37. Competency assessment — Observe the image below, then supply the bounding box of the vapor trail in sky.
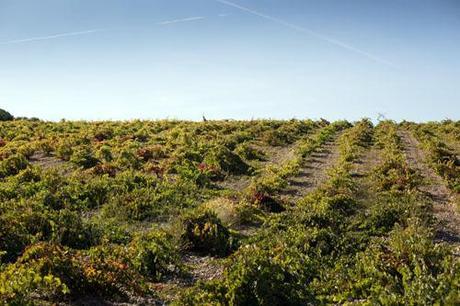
[214,0,396,68]
[1,15,206,46]
[0,29,105,45]
[157,16,205,25]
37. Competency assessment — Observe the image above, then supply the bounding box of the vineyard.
[0,117,459,305]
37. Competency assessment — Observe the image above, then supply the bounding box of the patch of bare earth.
[152,254,225,304]
[181,254,225,283]
[280,137,341,204]
[29,151,71,173]
[398,130,460,253]
[259,142,297,166]
[353,147,380,177]
[217,175,252,192]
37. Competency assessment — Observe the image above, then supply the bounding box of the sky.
[0,0,459,122]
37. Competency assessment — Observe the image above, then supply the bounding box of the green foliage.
[224,244,316,305]
[55,141,74,161]
[0,118,459,304]
[97,145,113,162]
[137,144,166,161]
[0,153,29,178]
[103,188,158,221]
[372,154,422,192]
[249,166,288,195]
[0,263,69,305]
[0,213,32,263]
[0,242,146,303]
[203,144,250,176]
[338,119,374,162]
[175,160,212,187]
[339,221,460,304]
[116,148,142,169]
[261,129,291,146]
[70,146,100,168]
[129,229,181,281]
[0,109,14,121]
[358,193,430,236]
[180,210,235,256]
[51,209,100,249]
[415,129,460,192]
[102,178,201,221]
[234,142,266,161]
[372,122,422,193]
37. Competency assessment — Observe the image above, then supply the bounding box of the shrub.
[175,160,211,187]
[203,145,250,176]
[0,109,14,121]
[55,141,74,161]
[70,146,100,169]
[91,162,117,177]
[0,214,31,263]
[5,242,145,301]
[96,145,113,162]
[249,167,288,195]
[129,229,181,281]
[249,191,285,213]
[224,245,317,305]
[7,243,83,300]
[0,153,29,178]
[261,128,294,146]
[93,128,113,142]
[358,193,430,236]
[372,155,422,192]
[103,188,157,221]
[137,145,166,162]
[180,210,235,256]
[234,143,266,161]
[234,202,265,226]
[81,246,146,298]
[116,149,141,169]
[51,209,100,249]
[90,217,132,244]
[424,140,460,190]
[0,263,68,305]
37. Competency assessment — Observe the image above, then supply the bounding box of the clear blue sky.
[0,0,459,121]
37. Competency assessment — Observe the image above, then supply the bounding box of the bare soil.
[398,130,460,252]
[181,254,225,283]
[29,151,71,172]
[152,254,225,304]
[216,174,252,192]
[353,145,381,177]
[259,143,296,166]
[280,138,341,204]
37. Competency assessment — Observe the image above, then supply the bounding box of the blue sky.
[0,0,459,121]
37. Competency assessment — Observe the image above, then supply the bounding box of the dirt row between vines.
[280,136,342,204]
[398,130,460,253]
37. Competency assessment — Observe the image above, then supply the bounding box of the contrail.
[0,16,206,46]
[0,29,106,45]
[214,0,396,68]
[157,16,205,25]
